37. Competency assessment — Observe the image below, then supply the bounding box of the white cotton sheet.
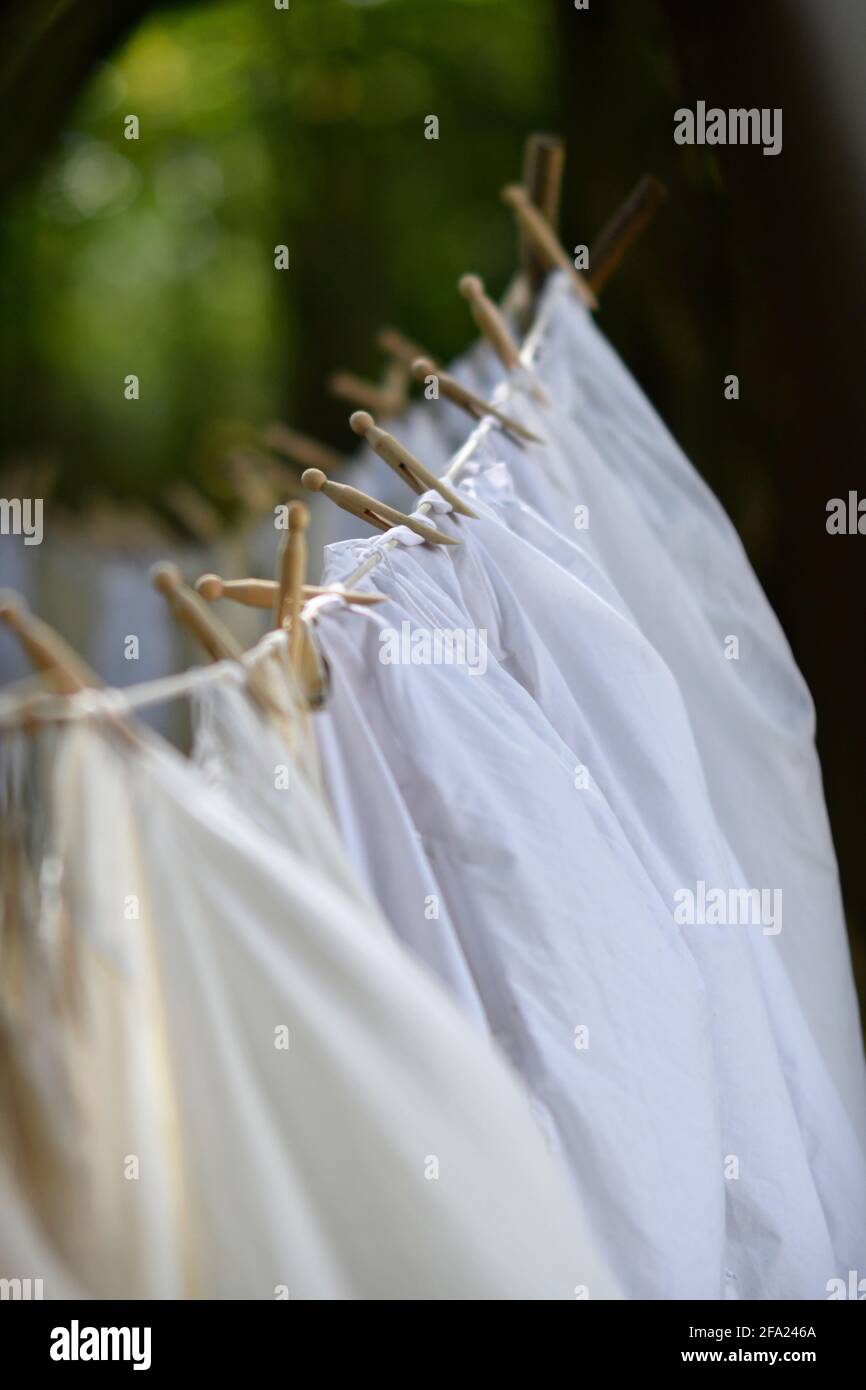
[493,277,866,1167]
[196,638,489,1028]
[313,574,727,1299]
[191,644,381,920]
[2,714,616,1299]
[398,467,866,1297]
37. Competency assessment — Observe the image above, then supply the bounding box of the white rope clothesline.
[0,628,296,730]
[0,275,571,730]
[0,661,232,729]
[328,274,567,593]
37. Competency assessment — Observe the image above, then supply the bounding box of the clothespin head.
[410,357,545,447]
[151,562,182,597]
[502,184,597,310]
[348,411,477,518]
[195,574,224,602]
[458,274,522,372]
[458,275,478,299]
[302,468,458,545]
[348,409,379,442]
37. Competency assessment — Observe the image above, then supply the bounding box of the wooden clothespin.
[273,501,332,701]
[151,563,247,665]
[261,423,347,475]
[348,410,477,517]
[588,174,667,294]
[381,359,410,414]
[196,575,274,608]
[194,570,376,712]
[152,562,285,720]
[377,327,436,369]
[0,591,144,745]
[409,357,544,445]
[457,274,522,372]
[228,450,304,517]
[0,590,100,695]
[328,368,406,420]
[502,184,598,310]
[163,482,225,544]
[274,501,309,681]
[301,468,458,545]
[195,575,386,609]
[521,133,566,304]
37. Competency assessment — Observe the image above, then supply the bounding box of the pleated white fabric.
[191,641,378,916]
[377,469,866,1297]
[497,275,866,1161]
[313,572,726,1299]
[1,710,616,1299]
[191,638,488,1028]
[3,270,861,1306]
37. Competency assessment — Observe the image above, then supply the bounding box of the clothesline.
[3,235,864,1301]
[327,275,569,594]
[0,629,294,729]
[0,662,229,729]
[0,278,570,731]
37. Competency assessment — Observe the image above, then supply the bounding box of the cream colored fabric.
[1,712,617,1300]
[0,725,186,1298]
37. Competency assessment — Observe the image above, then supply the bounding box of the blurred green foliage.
[0,0,559,508]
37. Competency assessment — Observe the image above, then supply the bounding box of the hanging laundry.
[2,148,862,1309]
[1,706,614,1299]
[312,570,726,1299]
[0,723,190,1299]
[494,274,866,1162]
[369,463,866,1297]
[190,633,487,1026]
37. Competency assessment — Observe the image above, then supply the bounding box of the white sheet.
[405,470,866,1297]
[313,569,726,1299]
[496,279,866,1165]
